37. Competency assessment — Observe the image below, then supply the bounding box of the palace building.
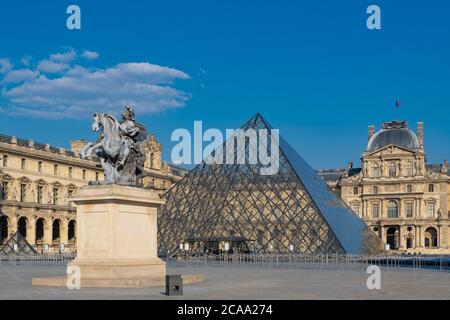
[319,121,450,254]
[0,132,186,253]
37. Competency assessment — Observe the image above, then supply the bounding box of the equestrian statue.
[80,106,147,185]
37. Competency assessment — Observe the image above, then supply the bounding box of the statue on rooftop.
[80,106,147,185]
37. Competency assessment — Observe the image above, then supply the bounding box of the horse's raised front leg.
[80,142,102,159]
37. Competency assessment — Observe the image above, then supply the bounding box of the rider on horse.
[118,106,140,168]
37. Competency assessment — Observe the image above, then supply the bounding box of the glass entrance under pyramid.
[158,114,385,255]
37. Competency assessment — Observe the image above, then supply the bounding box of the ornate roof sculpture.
[158,114,385,255]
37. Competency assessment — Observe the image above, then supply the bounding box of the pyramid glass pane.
[158,114,385,255]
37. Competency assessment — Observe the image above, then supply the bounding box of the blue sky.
[0,0,449,169]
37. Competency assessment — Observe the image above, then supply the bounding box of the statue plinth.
[32,184,204,288]
[68,185,166,283]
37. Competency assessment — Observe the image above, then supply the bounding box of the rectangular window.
[37,186,43,204]
[95,172,99,181]
[54,164,58,175]
[406,203,414,218]
[2,155,7,167]
[1,181,8,200]
[69,167,73,178]
[406,165,414,177]
[53,188,59,205]
[38,161,43,173]
[351,204,360,215]
[21,158,26,170]
[427,202,435,217]
[20,184,26,202]
[82,170,86,180]
[372,203,379,218]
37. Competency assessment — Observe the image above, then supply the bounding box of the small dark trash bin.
[166,275,183,296]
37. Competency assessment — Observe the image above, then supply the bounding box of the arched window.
[386,227,399,250]
[387,201,399,218]
[425,227,438,247]
[406,162,414,177]
[389,162,397,177]
[35,218,45,243]
[428,184,434,192]
[353,187,359,195]
[0,215,9,245]
[18,217,27,238]
[372,163,380,178]
[68,220,76,244]
[373,186,378,194]
[52,219,61,243]
[407,184,413,193]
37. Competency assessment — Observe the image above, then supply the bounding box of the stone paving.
[0,263,449,300]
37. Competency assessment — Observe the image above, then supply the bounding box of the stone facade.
[0,133,186,253]
[319,121,450,254]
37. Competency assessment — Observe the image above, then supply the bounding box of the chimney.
[417,122,424,149]
[368,125,375,141]
[71,140,87,156]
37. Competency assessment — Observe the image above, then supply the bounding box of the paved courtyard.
[0,264,449,300]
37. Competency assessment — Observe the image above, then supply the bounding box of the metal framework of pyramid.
[158,114,385,255]
[0,231,37,255]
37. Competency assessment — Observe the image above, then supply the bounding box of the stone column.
[26,215,36,245]
[418,225,422,247]
[9,213,18,236]
[399,226,405,250]
[43,217,53,248]
[60,218,69,249]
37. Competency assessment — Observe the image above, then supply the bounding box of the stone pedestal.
[32,184,203,288]
[68,184,166,283]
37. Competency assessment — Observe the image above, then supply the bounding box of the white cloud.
[37,60,70,73]
[49,49,77,62]
[82,50,99,60]
[20,55,32,67]
[1,52,191,119]
[0,58,12,73]
[2,69,39,83]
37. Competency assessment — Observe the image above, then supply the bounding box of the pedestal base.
[32,274,204,288]
[68,258,166,279]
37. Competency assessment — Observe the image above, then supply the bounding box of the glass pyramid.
[158,114,385,255]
